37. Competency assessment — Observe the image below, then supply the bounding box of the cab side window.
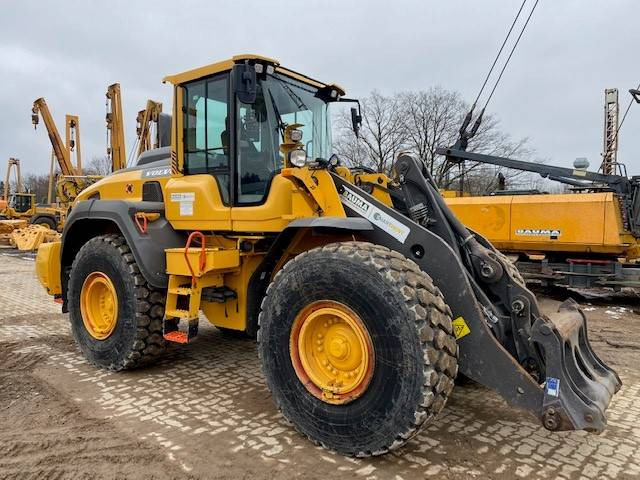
[183,75,230,203]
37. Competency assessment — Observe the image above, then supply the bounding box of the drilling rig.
[443,88,640,291]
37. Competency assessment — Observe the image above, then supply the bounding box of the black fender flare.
[244,216,373,336]
[61,199,186,290]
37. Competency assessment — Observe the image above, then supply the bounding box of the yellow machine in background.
[446,191,640,288]
[35,55,619,457]
[441,89,640,291]
[135,99,163,157]
[32,98,101,209]
[0,157,62,230]
[106,83,127,172]
[1,157,32,219]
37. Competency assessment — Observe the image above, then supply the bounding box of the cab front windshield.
[235,72,332,202]
[264,73,332,161]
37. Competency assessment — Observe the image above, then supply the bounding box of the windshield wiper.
[267,90,286,140]
[281,81,308,111]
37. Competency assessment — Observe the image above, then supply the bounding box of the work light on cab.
[289,148,307,167]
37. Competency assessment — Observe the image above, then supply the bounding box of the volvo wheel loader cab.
[36,55,620,457]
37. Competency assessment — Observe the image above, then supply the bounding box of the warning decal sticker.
[452,316,471,340]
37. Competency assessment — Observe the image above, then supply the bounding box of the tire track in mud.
[0,318,191,480]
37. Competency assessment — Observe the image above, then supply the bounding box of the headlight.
[289,149,307,167]
[290,129,303,142]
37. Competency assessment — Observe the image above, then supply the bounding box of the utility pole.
[600,88,619,175]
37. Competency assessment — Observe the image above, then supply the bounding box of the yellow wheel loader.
[35,55,620,457]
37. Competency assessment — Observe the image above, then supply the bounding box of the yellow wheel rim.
[290,301,374,405]
[80,272,118,340]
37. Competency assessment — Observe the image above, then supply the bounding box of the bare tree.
[334,91,406,173]
[84,156,112,176]
[22,173,52,204]
[398,87,534,193]
[334,87,537,195]
[398,87,462,178]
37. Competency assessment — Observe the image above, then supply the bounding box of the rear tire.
[258,241,458,456]
[32,216,56,230]
[67,234,166,370]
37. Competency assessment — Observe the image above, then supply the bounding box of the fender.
[244,216,374,336]
[61,199,186,289]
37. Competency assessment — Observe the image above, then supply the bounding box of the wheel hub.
[290,301,374,404]
[80,272,118,340]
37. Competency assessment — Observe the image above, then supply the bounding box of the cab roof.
[163,54,345,96]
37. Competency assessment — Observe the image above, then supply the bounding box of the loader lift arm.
[337,153,621,433]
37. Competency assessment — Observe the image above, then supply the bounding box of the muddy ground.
[1,252,639,479]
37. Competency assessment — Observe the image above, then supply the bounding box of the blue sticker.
[546,377,560,397]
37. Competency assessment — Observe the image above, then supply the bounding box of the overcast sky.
[1,0,638,177]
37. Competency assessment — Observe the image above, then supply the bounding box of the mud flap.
[532,299,622,432]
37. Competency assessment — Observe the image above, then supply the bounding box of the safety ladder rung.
[165,309,195,320]
[168,287,195,296]
[163,331,190,344]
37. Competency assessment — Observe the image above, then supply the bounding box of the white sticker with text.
[340,186,410,243]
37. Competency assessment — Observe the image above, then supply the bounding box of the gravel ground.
[1,252,639,479]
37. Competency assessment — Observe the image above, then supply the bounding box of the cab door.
[165,73,233,231]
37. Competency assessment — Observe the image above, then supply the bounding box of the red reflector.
[54,298,63,304]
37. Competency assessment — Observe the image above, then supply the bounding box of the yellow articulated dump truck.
[35,55,619,456]
[440,147,640,291]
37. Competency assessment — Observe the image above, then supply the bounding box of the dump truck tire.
[258,241,458,457]
[67,234,166,370]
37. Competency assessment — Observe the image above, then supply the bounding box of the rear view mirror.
[351,107,362,138]
[234,63,257,104]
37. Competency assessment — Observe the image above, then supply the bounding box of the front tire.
[67,234,166,370]
[258,242,458,456]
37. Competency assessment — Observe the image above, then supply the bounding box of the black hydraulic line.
[612,83,640,146]
[451,1,539,152]
[482,0,540,111]
[472,0,528,109]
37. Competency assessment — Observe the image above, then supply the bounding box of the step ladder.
[163,275,239,344]
[163,231,240,344]
[163,275,202,344]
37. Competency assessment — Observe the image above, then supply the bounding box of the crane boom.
[136,99,163,158]
[106,83,126,171]
[65,114,82,174]
[31,98,78,176]
[601,88,619,176]
[3,157,22,200]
